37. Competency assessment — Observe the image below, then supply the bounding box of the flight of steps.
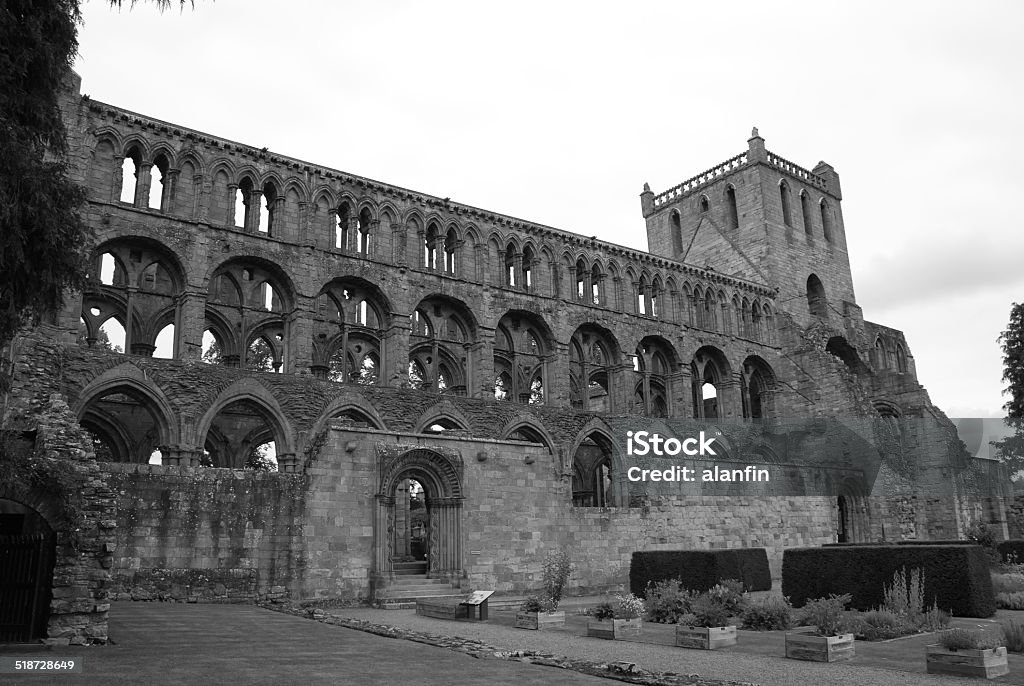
[375,561,461,609]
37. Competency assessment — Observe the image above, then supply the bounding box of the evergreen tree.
[993,303,1024,475]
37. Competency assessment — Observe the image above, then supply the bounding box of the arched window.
[691,347,728,420]
[874,337,887,369]
[741,356,774,420]
[726,185,739,230]
[699,195,709,213]
[779,180,792,227]
[569,325,618,412]
[260,182,278,235]
[820,199,834,242]
[504,244,517,287]
[408,296,474,395]
[424,222,440,269]
[336,202,351,250]
[807,274,827,317]
[636,276,648,315]
[235,177,254,229]
[444,229,458,274]
[120,147,141,204]
[572,433,616,507]
[357,208,372,255]
[800,190,813,237]
[575,258,587,300]
[149,154,169,210]
[493,312,549,405]
[634,337,675,417]
[590,264,602,304]
[671,210,683,253]
[896,343,908,373]
[522,246,535,291]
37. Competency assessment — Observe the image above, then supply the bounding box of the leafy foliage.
[939,627,1004,651]
[798,594,851,637]
[644,579,697,623]
[740,595,794,631]
[540,550,573,611]
[0,0,93,349]
[994,303,1024,474]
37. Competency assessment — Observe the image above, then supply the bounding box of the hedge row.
[782,545,995,618]
[629,549,771,597]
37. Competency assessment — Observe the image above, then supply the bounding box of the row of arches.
[89,137,775,342]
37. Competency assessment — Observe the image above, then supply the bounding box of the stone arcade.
[0,75,1010,643]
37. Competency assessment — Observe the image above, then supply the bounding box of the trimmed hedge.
[998,540,1024,562]
[630,548,771,597]
[782,545,995,618]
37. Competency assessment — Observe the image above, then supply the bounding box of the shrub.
[1002,619,1024,653]
[520,596,544,613]
[965,521,999,564]
[996,591,1024,610]
[851,609,913,641]
[882,567,925,618]
[938,628,1004,651]
[740,595,793,631]
[917,601,951,632]
[688,593,732,628]
[707,580,748,615]
[992,572,1024,595]
[798,594,851,637]
[542,550,573,611]
[782,545,995,617]
[630,549,771,597]
[644,579,696,624]
[615,592,645,619]
[590,601,615,620]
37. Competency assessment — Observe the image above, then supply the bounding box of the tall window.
[725,185,739,230]
[779,180,792,227]
[820,200,833,242]
[800,190,813,237]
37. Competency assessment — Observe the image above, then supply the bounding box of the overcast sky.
[73,0,1024,418]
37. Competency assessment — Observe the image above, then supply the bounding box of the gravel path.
[326,606,998,686]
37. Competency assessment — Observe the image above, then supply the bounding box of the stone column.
[391,222,405,266]
[374,495,396,584]
[246,189,262,233]
[383,319,411,388]
[175,290,206,362]
[135,162,152,208]
[276,453,299,473]
[227,183,239,227]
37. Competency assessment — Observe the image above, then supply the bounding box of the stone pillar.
[246,189,262,233]
[383,319,411,388]
[276,453,299,473]
[227,184,239,227]
[134,162,152,208]
[668,368,689,419]
[176,290,206,362]
[286,296,314,374]
[391,222,405,266]
[429,497,463,584]
[374,495,396,584]
[163,168,180,213]
[328,208,339,250]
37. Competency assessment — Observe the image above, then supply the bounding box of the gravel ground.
[326,606,993,686]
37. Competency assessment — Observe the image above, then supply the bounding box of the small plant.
[965,520,1000,564]
[644,578,696,623]
[688,593,731,627]
[850,609,911,641]
[882,567,926,618]
[1001,619,1024,653]
[590,601,615,621]
[541,550,573,611]
[706,580,748,615]
[916,601,951,632]
[615,592,645,619]
[799,594,852,637]
[520,596,544,613]
[938,627,1004,651]
[740,595,793,631]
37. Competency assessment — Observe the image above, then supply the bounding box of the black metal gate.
[0,534,52,643]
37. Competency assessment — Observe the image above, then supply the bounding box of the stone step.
[393,561,427,571]
[376,586,459,599]
[390,576,444,586]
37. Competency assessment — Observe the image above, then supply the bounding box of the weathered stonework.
[0,75,1011,629]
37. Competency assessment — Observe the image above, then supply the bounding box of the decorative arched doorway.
[373,447,464,592]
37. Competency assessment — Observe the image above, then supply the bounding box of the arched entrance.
[374,448,464,590]
[0,499,56,642]
[837,478,870,543]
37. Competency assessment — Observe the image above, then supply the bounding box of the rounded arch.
[204,255,299,311]
[378,448,463,500]
[308,393,388,440]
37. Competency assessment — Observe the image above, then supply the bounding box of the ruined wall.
[104,463,305,601]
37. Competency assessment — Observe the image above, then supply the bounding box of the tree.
[0,1,92,356]
[993,303,1024,476]
[0,0,191,365]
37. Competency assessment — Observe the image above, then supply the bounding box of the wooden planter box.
[587,617,642,639]
[514,610,565,630]
[675,625,737,650]
[926,645,1009,679]
[785,630,855,662]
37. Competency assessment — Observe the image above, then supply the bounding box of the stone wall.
[104,462,305,600]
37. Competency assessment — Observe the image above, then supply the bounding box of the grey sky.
[73,0,1024,417]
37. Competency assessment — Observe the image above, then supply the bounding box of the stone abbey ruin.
[0,74,1010,644]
